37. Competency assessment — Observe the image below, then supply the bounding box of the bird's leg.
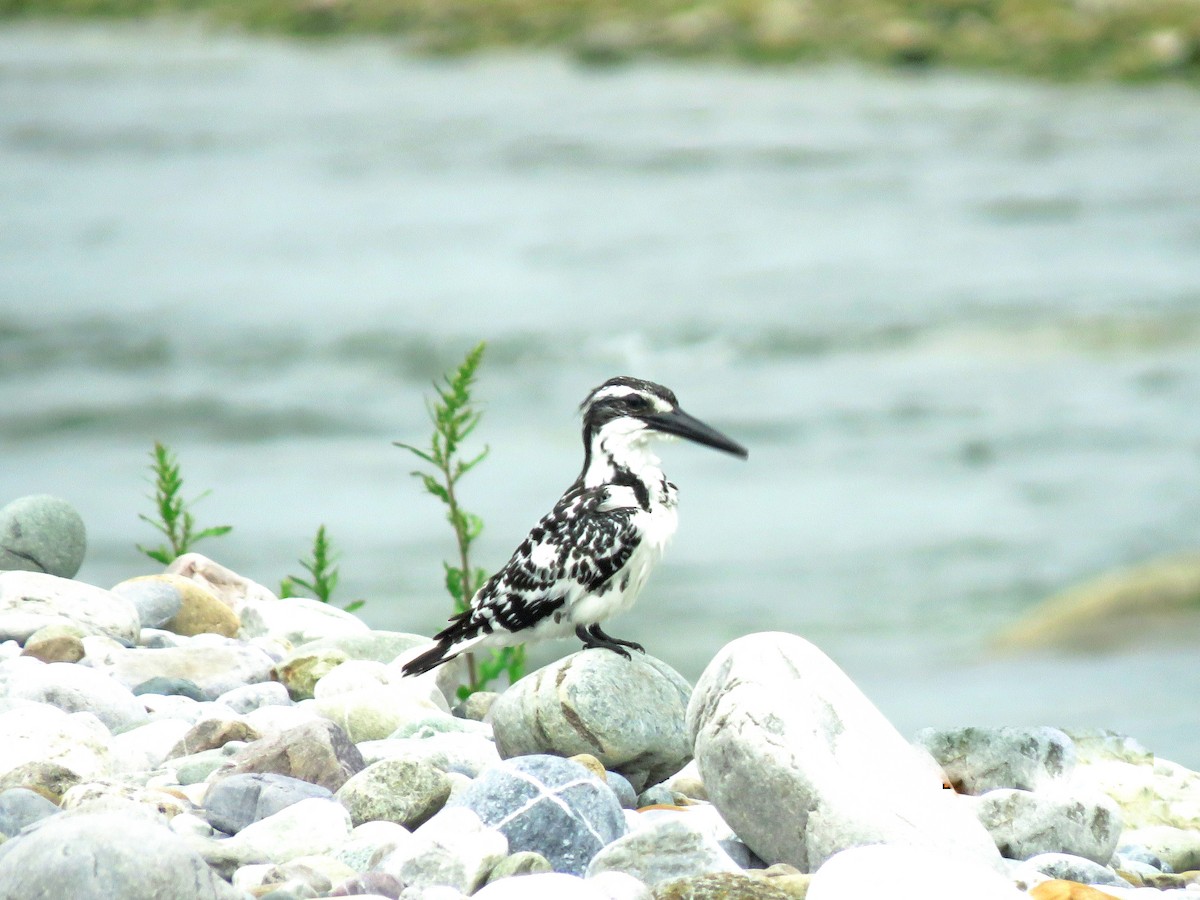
[575,623,632,659]
[588,622,644,654]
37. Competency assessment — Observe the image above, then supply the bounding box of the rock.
[0,787,60,837]
[0,810,241,898]
[1069,742,1200,831]
[586,817,741,886]
[168,714,261,758]
[225,796,353,863]
[655,872,793,899]
[0,570,139,644]
[472,872,610,899]
[113,575,240,637]
[485,850,554,882]
[807,844,1026,899]
[976,787,1122,863]
[449,754,625,876]
[1118,825,1200,872]
[165,552,277,611]
[311,665,449,742]
[217,681,293,714]
[992,552,1200,652]
[20,623,86,663]
[1027,881,1127,900]
[661,760,706,803]
[454,691,499,722]
[376,806,507,894]
[915,726,1077,793]
[204,772,334,835]
[174,747,237,786]
[330,871,406,896]
[112,576,182,629]
[745,864,812,898]
[1013,851,1132,887]
[333,819,414,872]
[606,771,638,809]
[637,785,680,808]
[223,719,365,791]
[2,659,148,733]
[336,756,451,828]
[687,632,999,872]
[0,494,87,579]
[0,703,111,790]
[239,596,368,646]
[134,676,208,700]
[392,712,492,740]
[357,733,501,778]
[88,639,276,699]
[109,718,192,774]
[294,631,429,665]
[276,648,351,701]
[59,780,193,820]
[489,649,692,790]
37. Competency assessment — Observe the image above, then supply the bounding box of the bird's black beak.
[646,408,749,459]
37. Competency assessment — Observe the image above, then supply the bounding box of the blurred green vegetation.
[2,0,1197,82]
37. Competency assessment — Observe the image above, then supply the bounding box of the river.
[2,21,1199,766]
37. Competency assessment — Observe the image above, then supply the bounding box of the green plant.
[395,342,525,697]
[280,524,364,612]
[136,441,233,565]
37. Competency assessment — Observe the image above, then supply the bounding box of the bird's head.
[579,377,748,475]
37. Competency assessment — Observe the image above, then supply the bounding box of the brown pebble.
[1029,879,1121,900]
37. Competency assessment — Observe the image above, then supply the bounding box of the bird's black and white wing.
[401,483,640,676]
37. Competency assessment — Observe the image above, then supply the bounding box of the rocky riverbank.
[1,0,1199,84]
[1,538,1200,898]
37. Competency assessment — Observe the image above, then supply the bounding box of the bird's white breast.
[568,481,678,626]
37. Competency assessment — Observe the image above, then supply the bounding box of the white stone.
[109,718,193,773]
[166,552,278,612]
[87,641,275,699]
[226,797,353,863]
[0,571,140,644]
[687,632,1001,872]
[377,807,507,894]
[587,870,654,900]
[244,702,323,737]
[238,597,368,646]
[474,872,610,900]
[312,684,448,743]
[3,660,148,732]
[808,845,1027,900]
[0,703,112,781]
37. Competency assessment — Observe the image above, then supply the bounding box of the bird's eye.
[627,395,651,411]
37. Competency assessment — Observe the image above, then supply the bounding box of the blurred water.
[2,22,1200,764]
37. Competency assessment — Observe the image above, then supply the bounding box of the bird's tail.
[401,640,458,676]
[401,609,485,677]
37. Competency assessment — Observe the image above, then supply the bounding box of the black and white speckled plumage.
[402,377,747,677]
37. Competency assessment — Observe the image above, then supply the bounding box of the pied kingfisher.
[402,376,748,676]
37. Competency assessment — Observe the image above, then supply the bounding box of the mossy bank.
[1,0,1198,83]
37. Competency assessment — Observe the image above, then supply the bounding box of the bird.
[401,376,748,677]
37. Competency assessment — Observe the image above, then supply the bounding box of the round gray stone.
[204,772,334,835]
[914,726,1077,794]
[585,817,741,887]
[448,754,626,876]
[111,578,183,630]
[0,787,60,838]
[5,660,148,733]
[0,810,241,898]
[975,787,1122,864]
[489,649,693,791]
[0,495,86,579]
[335,756,451,828]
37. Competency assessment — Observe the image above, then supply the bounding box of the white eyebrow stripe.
[593,385,638,402]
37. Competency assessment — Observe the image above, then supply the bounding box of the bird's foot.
[577,623,644,658]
